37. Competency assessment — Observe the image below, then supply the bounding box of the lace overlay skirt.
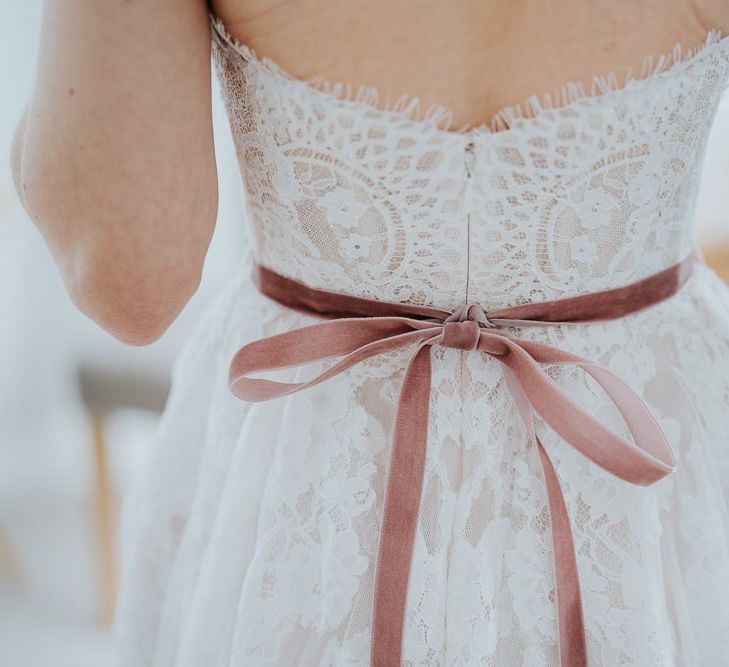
[114,251,729,666]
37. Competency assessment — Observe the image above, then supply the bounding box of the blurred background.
[0,3,728,667]
[0,3,248,665]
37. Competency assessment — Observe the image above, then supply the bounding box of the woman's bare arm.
[11,0,218,345]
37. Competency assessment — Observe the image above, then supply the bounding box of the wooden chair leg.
[701,243,729,284]
[89,409,117,626]
[0,525,23,584]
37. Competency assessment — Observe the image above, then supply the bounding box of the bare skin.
[11,0,729,345]
[11,0,217,345]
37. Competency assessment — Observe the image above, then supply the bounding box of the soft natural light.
[1,3,728,666]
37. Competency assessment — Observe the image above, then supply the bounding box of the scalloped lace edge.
[209,12,729,137]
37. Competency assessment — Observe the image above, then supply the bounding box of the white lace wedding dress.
[114,13,729,667]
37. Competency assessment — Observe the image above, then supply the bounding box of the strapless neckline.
[209,11,729,142]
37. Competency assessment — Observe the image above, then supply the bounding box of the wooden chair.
[701,243,729,284]
[77,365,170,626]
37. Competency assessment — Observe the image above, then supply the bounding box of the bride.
[11,1,729,665]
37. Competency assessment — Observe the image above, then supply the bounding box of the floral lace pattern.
[113,15,729,667]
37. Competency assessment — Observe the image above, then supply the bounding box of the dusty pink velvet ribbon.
[228,251,696,667]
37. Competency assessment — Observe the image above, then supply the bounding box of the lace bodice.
[210,16,729,311]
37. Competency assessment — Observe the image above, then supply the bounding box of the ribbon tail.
[493,335,675,485]
[536,436,588,667]
[503,369,588,667]
[371,340,434,667]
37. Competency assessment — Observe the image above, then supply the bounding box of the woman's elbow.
[66,249,204,347]
[13,114,217,346]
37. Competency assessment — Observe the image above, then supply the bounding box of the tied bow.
[229,257,693,667]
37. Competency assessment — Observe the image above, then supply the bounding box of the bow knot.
[443,301,498,327]
[440,320,481,350]
[439,301,500,350]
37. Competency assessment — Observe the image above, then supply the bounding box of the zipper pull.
[464,140,476,213]
[464,140,475,178]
